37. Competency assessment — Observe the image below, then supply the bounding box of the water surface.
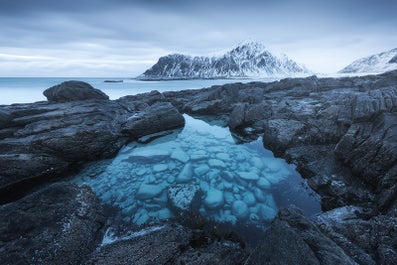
[72,115,320,229]
[0,77,276,105]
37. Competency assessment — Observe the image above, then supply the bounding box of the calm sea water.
[0,77,277,105]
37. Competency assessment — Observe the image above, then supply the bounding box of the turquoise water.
[72,115,321,229]
[0,77,275,105]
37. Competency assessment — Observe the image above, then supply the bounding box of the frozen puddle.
[72,115,320,228]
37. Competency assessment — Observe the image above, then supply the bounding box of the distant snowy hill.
[137,42,309,80]
[339,48,397,74]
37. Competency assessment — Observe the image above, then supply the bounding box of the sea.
[0,77,278,105]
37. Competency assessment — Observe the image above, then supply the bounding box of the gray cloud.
[0,0,396,76]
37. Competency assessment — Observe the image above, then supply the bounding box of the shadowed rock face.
[43,81,109,102]
[0,87,184,202]
[0,183,105,265]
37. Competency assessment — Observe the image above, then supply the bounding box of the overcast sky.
[0,0,396,77]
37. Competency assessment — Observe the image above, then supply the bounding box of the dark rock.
[389,55,397,64]
[0,86,184,202]
[315,206,397,264]
[167,184,202,223]
[0,183,105,265]
[121,102,185,138]
[87,225,245,265]
[43,81,109,102]
[246,206,357,265]
[335,112,397,190]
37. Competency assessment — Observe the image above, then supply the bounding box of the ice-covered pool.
[72,115,320,228]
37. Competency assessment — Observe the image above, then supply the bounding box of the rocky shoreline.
[1,72,396,264]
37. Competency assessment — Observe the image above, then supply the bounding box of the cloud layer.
[1,0,396,76]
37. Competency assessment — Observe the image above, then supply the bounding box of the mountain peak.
[138,43,309,80]
[339,48,397,74]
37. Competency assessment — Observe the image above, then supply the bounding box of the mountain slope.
[339,48,397,74]
[137,42,309,80]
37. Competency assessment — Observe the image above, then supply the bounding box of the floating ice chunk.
[220,171,234,182]
[176,163,193,183]
[199,181,210,193]
[257,204,277,220]
[133,209,150,225]
[243,192,256,207]
[158,208,173,220]
[253,188,267,203]
[215,153,230,160]
[232,200,249,219]
[262,158,283,172]
[224,191,234,204]
[237,171,259,181]
[208,159,226,168]
[136,168,147,176]
[153,164,168,172]
[136,184,164,200]
[256,177,271,189]
[167,175,175,183]
[194,165,210,176]
[250,157,264,169]
[265,171,289,184]
[171,149,190,163]
[190,150,208,161]
[130,148,170,158]
[204,189,224,209]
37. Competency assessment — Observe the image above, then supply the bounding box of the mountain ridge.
[339,48,397,74]
[137,42,309,80]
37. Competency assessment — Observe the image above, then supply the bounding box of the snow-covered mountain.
[339,48,397,74]
[137,42,309,80]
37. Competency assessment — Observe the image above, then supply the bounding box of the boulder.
[43,81,109,102]
[121,102,185,138]
[0,183,105,265]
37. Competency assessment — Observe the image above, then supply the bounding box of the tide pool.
[72,115,320,228]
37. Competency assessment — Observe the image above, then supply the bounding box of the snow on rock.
[339,48,397,74]
[137,42,309,80]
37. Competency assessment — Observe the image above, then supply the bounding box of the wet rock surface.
[0,87,184,202]
[0,183,105,265]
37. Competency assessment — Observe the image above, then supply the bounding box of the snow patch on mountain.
[339,48,397,74]
[137,42,309,80]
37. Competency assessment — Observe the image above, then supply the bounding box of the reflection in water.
[72,115,320,229]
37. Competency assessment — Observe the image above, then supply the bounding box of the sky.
[0,0,396,77]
